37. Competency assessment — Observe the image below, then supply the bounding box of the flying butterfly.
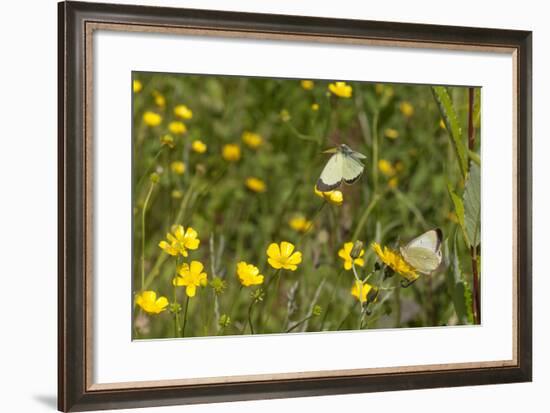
[316,144,367,192]
[400,228,443,275]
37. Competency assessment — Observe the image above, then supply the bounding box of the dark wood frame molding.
[58,1,532,411]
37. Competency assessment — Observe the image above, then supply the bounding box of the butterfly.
[315,144,366,192]
[400,228,443,275]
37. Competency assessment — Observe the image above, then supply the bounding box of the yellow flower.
[388,177,399,189]
[301,80,315,90]
[168,121,187,135]
[384,128,399,139]
[171,189,183,199]
[439,119,446,129]
[171,161,186,175]
[241,131,263,149]
[133,80,142,93]
[158,225,200,257]
[173,261,207,297]
[222,144,241,162]
[143,111,162,127]
[289,215,312,233]
[267,241,302,271]
[311,103,319,111]
[338,242,365,270]
[371,242,418,282]
[152,91,166,108]
[400,101,414,118]
[245,177,266,193]
[174,104,193,119]
[160,134,175,148]
[236,261,264,287]
[378,159,396,177]
[135,291,169,314]
[314,186,343,206]
[192,140,207,153]
[351,280,375,304]
[328,81,352,98]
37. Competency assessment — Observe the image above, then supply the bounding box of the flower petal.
[287,251,302,265]
[354,258,365,267]
[186,285,197,297]
[174,225,184,239]
[267,243,280,259]
[268,257,283,269]
[190,260,204,275]
[280,241,295,257]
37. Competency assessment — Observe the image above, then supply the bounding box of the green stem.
[352,193,382,241]
[320,270,344,330]
[247,299,255,334]
[181,295,190,338]
[372,111,380,195]
[286,315,315,333]
[141,180,156,290]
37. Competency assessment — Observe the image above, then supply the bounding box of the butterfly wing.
[400,229,443,274]
[342,155,364,185]
[316,152,344,191]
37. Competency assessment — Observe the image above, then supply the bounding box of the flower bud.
[312,305,322,316]
[350,241,364,260]
[150,172,160,183]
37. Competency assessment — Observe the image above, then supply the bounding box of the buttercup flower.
[338,242,365,270]
[135,291,169,314]
[245,177,266,193]
[328,81,352,98]
[388,177,399,189]
[222,144,241,162]
[171,161,186,175]
[311,103,319,111]
[133,80,142,93]
[173,261,208,297]
[174,104,193,119]
[378,159,396,177]
[371,242,418,282]
[152,90,166,108]
[399,101,414,118]
[241,131,263,149]
[289,215,312,233]
[160,134,175,148]
[143,111,162,127]
[384,128,399,139]
[192,140,207,153]
[158,225,200,257]
[267,241,302,271]
[314,186,343,206]
[301,80,314,90]
[236,261,264,287]
[351,280,376,304]
[168,121,187,135]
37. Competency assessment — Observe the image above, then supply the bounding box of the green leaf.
[447,184,470,247]
[445,234,472,324]
[463,162,481,248]
[432,86,468,178]
[473,88,481,129]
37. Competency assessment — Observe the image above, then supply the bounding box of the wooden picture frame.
[58,1,532,411]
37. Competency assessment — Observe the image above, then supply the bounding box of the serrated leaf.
[432,86,468,178]
[463,162,481,248]
[447,184,470,247]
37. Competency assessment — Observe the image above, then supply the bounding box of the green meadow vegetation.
[132,73,481,339]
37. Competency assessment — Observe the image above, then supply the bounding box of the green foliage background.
[132,72,481,339]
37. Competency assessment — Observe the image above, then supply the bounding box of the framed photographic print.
[58,1,532,411]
